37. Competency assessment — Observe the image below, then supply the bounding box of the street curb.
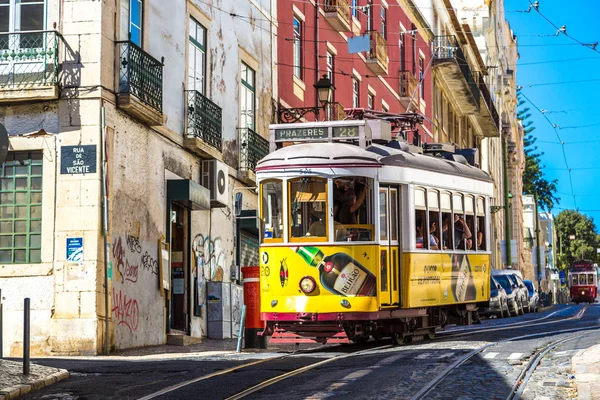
[0,369,69,400]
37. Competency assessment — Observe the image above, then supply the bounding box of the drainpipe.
[534,191,542,292]
[314,2,320,112]
[101,105,110,355]
[502,134,511,269]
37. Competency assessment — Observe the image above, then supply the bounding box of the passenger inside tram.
[333,178,366,225]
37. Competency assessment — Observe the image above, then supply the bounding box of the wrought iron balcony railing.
[239,127,269,172]
[365,30,388,75]
[432,35,480,106]
[399,70,418,98]
[474,72,500,129]
[323,0,351,31]
[326,102,347,121]
[117,40,163,114]
[186,90,222,151]
[0,30,58,88]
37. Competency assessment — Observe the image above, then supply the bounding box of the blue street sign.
[559,270,566,285]
[66,237,83,262]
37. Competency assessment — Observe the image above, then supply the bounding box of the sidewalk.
[0,359,69,400]
[1,334,599,399]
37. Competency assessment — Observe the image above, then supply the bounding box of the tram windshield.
[290,177,328,240]
[261,180,283,241]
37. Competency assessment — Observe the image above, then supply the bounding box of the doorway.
[170,203,189,333]
[378,186,400,307]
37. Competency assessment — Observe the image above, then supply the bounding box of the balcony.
[323,0,351,32]
[399,70,418,108]
[238,127,269,184]
[0,31,59,102]
[432,35,480,114]
[116,40,163,126]
[365,31,388,76]
[473,72,500,137]
[184,90,223,157]
[325,102,347,121]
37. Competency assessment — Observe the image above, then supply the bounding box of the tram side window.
[261,180,283,241]
[415,188,427,248]
[440,192,453,249]
[333,177,373,242]
[589,274,595,284]
[289,177,327,239]
[476,197,486,251]
[464,195,475,251]
[427,189,440,250]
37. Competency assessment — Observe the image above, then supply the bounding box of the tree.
[555,210,600,269]
[517,98,560,211]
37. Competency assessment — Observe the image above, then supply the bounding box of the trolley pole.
[502,135,512,268]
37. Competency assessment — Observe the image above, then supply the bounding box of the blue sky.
[504,0,600,231]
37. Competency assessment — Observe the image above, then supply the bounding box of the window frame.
[0,150,43,264]
[293,15,302,79]
[380,5,387,39]
[260,179,284,244]
[352,76,360,108]
[129,0,143,47]
[240,61,256,130]
[288,177,328,243]
[188,17,207,95]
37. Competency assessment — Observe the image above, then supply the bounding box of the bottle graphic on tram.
[294,246,376,297]
[451,254,477,302]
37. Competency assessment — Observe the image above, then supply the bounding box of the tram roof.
[257,142,492,183]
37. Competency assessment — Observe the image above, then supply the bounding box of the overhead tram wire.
[517,90,577,208]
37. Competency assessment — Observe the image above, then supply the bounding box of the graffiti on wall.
[111,232,159,334]
[192,234,226,282]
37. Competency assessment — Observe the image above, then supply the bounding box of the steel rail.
[224,344,393,400]
[506,331,594,400]
[410,306,597,400]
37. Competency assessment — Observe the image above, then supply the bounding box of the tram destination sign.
[274,127,327,141]
[274,124,361,141]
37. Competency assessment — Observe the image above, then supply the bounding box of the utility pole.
[503,134,512,268]
[534,192,542,292]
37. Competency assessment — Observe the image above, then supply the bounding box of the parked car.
[480,276,510,318]
[509,272,531,313]
[491,270,524,315]
[523,280,539,312]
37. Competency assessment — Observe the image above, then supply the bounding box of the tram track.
[410,306,599,400]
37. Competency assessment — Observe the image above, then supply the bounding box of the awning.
[167,179,210,210]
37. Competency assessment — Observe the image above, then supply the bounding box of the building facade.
[277,0,434,143]
[0,0,274,355]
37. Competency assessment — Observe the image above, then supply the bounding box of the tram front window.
[588,274,595,285]
[579,275,587,285]
[261,180,283,241]
[333,177,373,242]
[290,177,328,239]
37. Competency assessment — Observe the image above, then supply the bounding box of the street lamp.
[277,75,335,123]
[490,191,513,214]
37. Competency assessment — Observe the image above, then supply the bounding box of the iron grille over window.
[186,90,223,151]
[0,30,58,88]
[239,127,269,172]
[0,151,43,264]
[117,40,163,113]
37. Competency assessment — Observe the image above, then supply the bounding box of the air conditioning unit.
[202,160,229,208]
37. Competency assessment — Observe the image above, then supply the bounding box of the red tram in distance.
[568,260,598,304]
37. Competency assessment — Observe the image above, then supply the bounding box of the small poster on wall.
[66,237,83,262]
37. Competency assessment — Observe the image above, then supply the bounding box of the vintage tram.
[568,260,598,304]
[256,120,493,344]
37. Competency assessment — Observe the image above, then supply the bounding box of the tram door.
[378,186,400,307]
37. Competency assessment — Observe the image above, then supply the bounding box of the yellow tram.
[256,120,493,344]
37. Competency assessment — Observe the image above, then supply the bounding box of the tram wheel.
[392,332,404,346]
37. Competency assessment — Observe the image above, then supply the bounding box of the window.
[367,93,374,109]
[289,177,327,241]
[0,151,43,264]
[326,51,334,101]
[260,180,283,241]
[419,57,425,99]
[411,24,417,74]
[352,77,360,108]
[366,0,373,31]
[381,6,387,39]
[399,32,405,71]
[333,177,372,242]
[440,192,452,249]
[129,0,143,46]
[427,190,440,250]
[188,18,206,94]
[293,16,302,79]
[352,0,359,18]
[382,103,389,113]
[464,195,475,250]
[240,62,256,130]
[476,197,486,250]
[0,0,45,49]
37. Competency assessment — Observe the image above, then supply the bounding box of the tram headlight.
[299,276,317,294]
